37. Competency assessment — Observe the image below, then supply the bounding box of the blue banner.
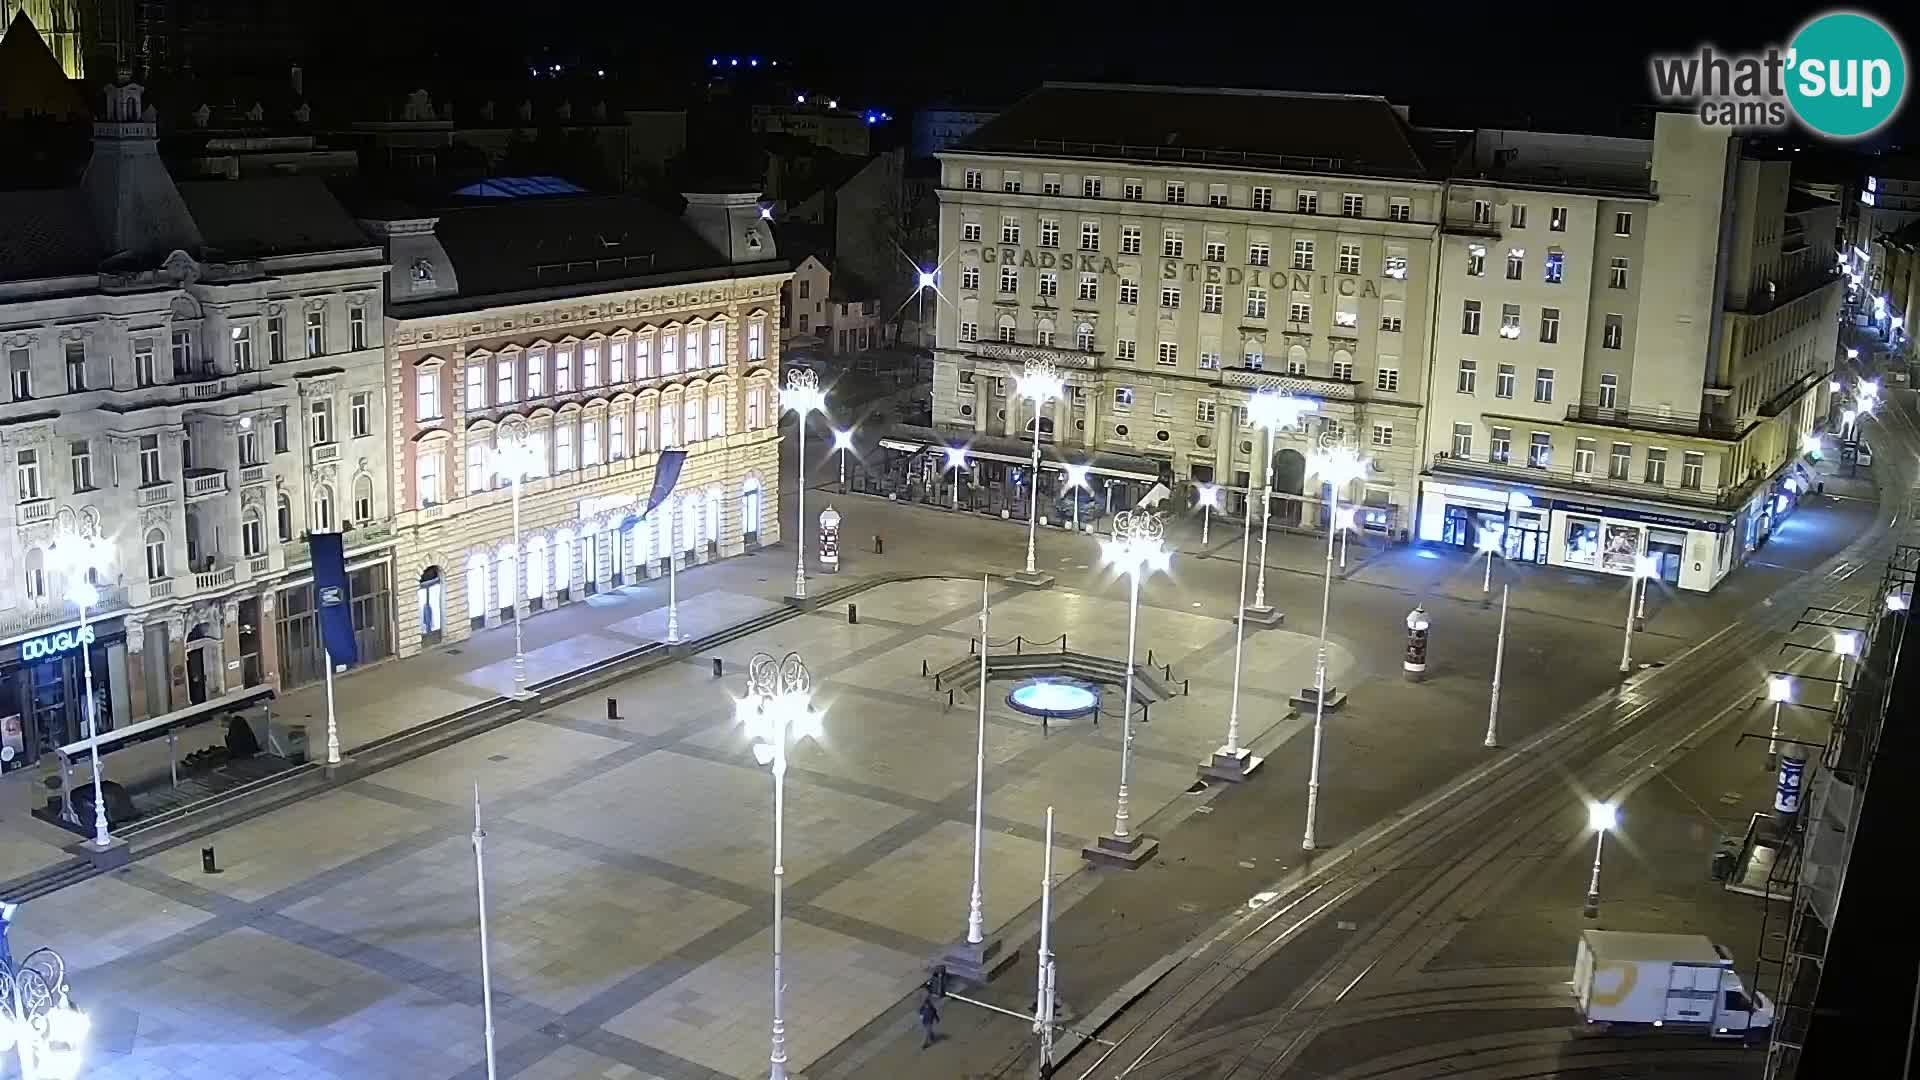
[648,450,687,516]
[308,532,358,667]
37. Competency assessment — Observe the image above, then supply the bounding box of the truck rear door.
[1663,964,1720,1023]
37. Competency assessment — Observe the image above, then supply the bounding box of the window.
[276,493,292,541]
[243,509,265,558]
[1645,447,1667,484]
[237,425,259,466]
[635,337,653,378]
[416,368,441,420]
[1510,203,1528,228]
[69,439,93,491]
[1162,230,1184,258]
[1473,199,1493,225]
[1164,180,1185,204]
[1081,221,1100,250]
[1381,315,1403,333]
[1452,422,1473,458]
[1466,244,1486,276]
[555,421,575,471]
[1389,198,1412,222]
[1205,241,1226,262]
[1121,226,1142,254]
[497,356,517,403]
[1000,266,1019,294]
[959,321,978,342]
[1202,284,1222,313]
[1285,353,1307,376]
[1082,176,1102,198]
[465,361,487,409]
[1598,372,1618,409]
[1002,173,1022,193]
[1039,272,1058,299]
[638,404,656,450]
[1541,308,1561,344]
[1462,300,1482,335]
[170,330,192,375]
[1500,304,1522,339]
[1603,314,1623,350]
[305,310,325,355]
[1544,251,1565,284]
[418,448,443,505]
[1376,367,1399,393]
[1495,363,1515,398]
[1078,274,1098,302]
[1161,286,1180,309]
[273,409,288,453]
[529,347,551,393]
[1043,177,1061,196]
[8,349,30,400]
[1292,239,1314,270]
[998,322,1017,343]
[1338,243,1361,275]
[1124,180,1143,201]
[309,398,333,444]
[1040,219,1059,248]
[609,340,626,383]
[144,528,167,580]
[312,485,334,531]
[1197,400,1216,424]
[1458,358,1478,394]
[1535,368,1555,402]
[1506,250,1524,279]
[1113,387,1134,410]
[964,169,982,191]
[1116,339,1136,362]
[351,391,371,438]
[1609,257,1629,289]
[673,334,691,375]
[1681,451,1704,490]
[962,222,982,242]
[610,411,626,459]
[1249,243,1271,267]
[1490,426,1512,464]
[1574,438,1596,475]
[267,317,285,364]
[1207,350,1227,370]
[1528,432,1551,468]
[1609,442,1632,480]
[584,342,602,386]
[1157,342,1179,366]
[65,342,87,390]
[1549,206,1568,232]
[134,337,157,387]
[1383,251,1408,279]
[1296,191,1318,214]
[1289,300,1312,323]
[353,477,373,523]
[14,449,40,500]
[1036,326,1055,346]
[1076,323,1095,351]
[1001,216,1021,244]
[962,265,980,290]
[1208,185,1229,208]
[748,318,767,361]
[1342,193,1365,217]
[1153,392,1173,417]
[350,307,368,350]
[1332,357,1354,381]
[1614,211,1633,236]
[139,434,163,485]
[660,400,679,447]
[1252,187,1274,211]
[1246,288,1268,318]
[1119,279,1139,305]
[1371,423,1393,447]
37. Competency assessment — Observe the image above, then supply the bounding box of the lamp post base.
[1200,747,1264,783]
[1006,570,1056,588]
[72,834,131,869]
[1287,686,1347,712]
[782,594,821,610]
[1582,894,1601,919]
[1240,604,1285,626]
[934,936,1019,987]
[507,688,537,702]
[1082,832,1159,869]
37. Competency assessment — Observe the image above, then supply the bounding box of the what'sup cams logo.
[1650,10,1908,139]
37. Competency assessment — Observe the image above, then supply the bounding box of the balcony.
[1220,367,1357,400]
[310,442,340,465]
[0,585,128,640]
[193,563,237,592]
[248,556,271,577]
[240,464,270,487]
[180,377,229,401]
[16,498,53,525]
[1428,451,1746,509]
[967,340,1100,370]
[182,468,229,500]
[1444,215,1502,238]
[1564,401,1745,440]
[136,483,174,507]
[145,577,176,601]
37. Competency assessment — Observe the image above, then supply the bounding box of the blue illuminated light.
[1007,678,1099,719]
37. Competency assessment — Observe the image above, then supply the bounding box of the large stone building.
[0,75,394,775]
[357,187,787,659]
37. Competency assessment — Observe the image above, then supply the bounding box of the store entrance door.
[1647,529,1686,585]
[1442,505,1505,550]
[1505,512,1547,564]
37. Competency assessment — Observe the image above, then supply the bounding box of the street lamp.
[944,446,968,509]
[831,428,854,492]
[46,529,112,849]
[1832,630,1860,704]
[1195,483,1219,546]
[1302,442,1370,852]
[0,906,87,1080]
[784,370,827,600]
[1210,478,1261,782]
[1097,511,1170,859]
[1618,554,1660,673]
[491,422,542,698]
[1246,392,1317,615]
[738,651,824,1080]
[1582,800,1618,918]
[1477,524,1503,594]
[1766,675,1794,768]
[1485,584,1510,749]
[1015,358,1066,578]
[1334,505,1357,570]
[1063,463,1091,534]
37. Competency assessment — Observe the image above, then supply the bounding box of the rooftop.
[952,82,1434,179]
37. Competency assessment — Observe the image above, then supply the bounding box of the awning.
[58,684,275,761]
[878,438,926,454]
[878,424,1162,483]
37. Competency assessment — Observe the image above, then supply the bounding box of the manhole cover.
[1336,920,1358,931]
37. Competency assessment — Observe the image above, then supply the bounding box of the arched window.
[527,536,547,598]
[276,493,293,541]
[553,530,574,590]
[1285,342,1309,375]
[627,515,650,568]
[353,473,374,523]
[466,552,488,621]
[243,507,265,557]
[657,497,676,558]
[684,389,703,443]
[311,484,334,532]
[705,484,721,546]
[24,548,46,602]
[707,388,726,439]
[495,544,516,610]
[144,528,168,580]
[741,475,762,537]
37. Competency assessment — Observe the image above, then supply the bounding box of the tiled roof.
[0,189,104,277]
[955,83,1435,179]
[177,177,374,258]
[424,194,735,299]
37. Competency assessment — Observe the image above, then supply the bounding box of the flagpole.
[473,783,497,1080]
[666,507,681,644]
[324,646,340,765]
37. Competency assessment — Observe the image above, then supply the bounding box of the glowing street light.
[0,906,88,1080]
[1015,359,1066,578]
[1889,592,1911,612]
[1334,504,1357,569]
[831,428,854,491]
[1766,674,1794,767]
[1195,483,1219,546]
[1245,392,1317,615]
[916,268,937,291]
[1832,630,1860,704]
[491,422,543,693]
[1301,443,1370,851]
[1618,554,1661,673]
[1582,800,1618,918]
[47,528,115,847]
[1846,347,1860,360]
[783,370,828,600]
[944,445,968,509]
[1477,524,1503,594]
[1063,463,1091,534]
[1096,512,1170,860]
[738,651,824,1080]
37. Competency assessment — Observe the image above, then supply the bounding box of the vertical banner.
[1776,749,1807,816]
[647,450,688,517]
[309,532,359,667]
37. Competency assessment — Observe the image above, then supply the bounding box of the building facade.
[1422,116,1842,592]
[0,76,394,775]
[360,190,787,659]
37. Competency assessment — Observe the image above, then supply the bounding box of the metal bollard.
[712,657,724,678]
[1183,678,1190,695]
[849,604,859,625]
[875,534,884,555]
[922,658,929,677]
[202,846,220,874]
[607,697,619,720]
[947,689,955,708]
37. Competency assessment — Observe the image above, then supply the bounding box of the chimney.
[682,191,777,265]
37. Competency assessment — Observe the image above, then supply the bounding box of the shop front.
[0,618,131,775]
[1419,481,1544,560]
[1547,498,1733,592]
[276,559,396,689]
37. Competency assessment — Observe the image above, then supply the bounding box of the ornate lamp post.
[783,370,827,599]
[491,421,542,698]
[47,528,113,850]
[1195,483,1219,546]
[1063,463,1091,534]
[1301,441,1370,851]
[1087,511,1169,868]
[738,652,824,1080]
[944,446,968,509]
[1245,392,1316,621]
[1014,359,1065,581]
[1617,554,1660,673]
[831,428,854,492]
[0,904,88,1080]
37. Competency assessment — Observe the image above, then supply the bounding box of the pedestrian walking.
[918,993,942,1048]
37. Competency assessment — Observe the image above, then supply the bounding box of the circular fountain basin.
[1007,678,1100,720]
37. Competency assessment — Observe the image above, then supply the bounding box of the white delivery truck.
[1572,930,1774,1036]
